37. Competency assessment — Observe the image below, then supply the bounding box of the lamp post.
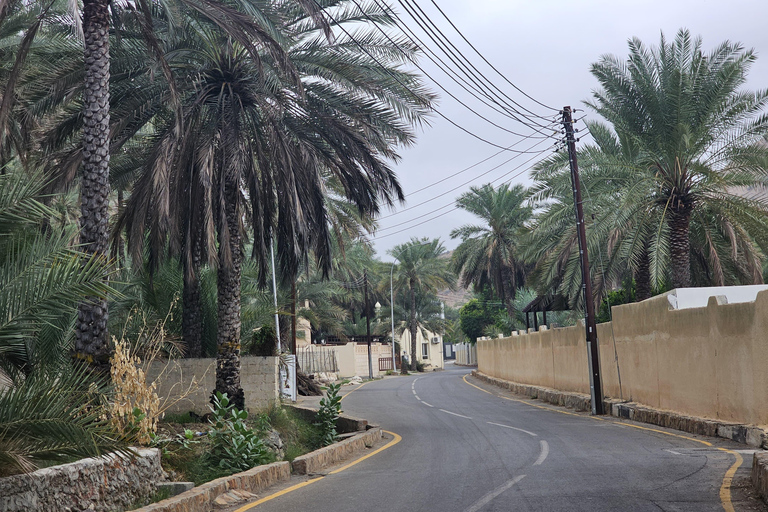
[389,261,398,373]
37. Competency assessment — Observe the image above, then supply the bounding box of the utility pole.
[562,106,605,415]
[364,269,373,380]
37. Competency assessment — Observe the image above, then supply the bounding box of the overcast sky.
[369,0,768,261]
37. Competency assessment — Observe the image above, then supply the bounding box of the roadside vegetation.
[1,0,766,491]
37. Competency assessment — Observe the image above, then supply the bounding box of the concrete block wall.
[145,356,279,416]
[477,289,768,427]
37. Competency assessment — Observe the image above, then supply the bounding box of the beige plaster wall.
[399,329,444,369]
[145,356,279,416]
[477,290,768,426]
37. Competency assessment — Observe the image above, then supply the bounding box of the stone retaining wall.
[137,462,290,512]
[752,453,768,505]
[0,448,163,512]
[473,370,768,447]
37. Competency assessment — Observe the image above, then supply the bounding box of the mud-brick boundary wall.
[478,291,768,426]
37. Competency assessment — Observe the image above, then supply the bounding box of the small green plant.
[315,383,342,447]
[207,392,271,473]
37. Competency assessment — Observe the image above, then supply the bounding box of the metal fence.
[297,345,339,374]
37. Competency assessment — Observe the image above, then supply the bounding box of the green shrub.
[315,383,342,447]
[207,393,272,473]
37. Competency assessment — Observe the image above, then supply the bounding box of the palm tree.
[117,1,433,406]
[587,29,768,289]
[389,238,454,371]
[450,183,531,316]
[9,0,326,374]
[527,116,768,306]
[0,170,124,475]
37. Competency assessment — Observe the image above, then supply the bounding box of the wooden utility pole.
[364,269,373,380]
[562,106,605,415]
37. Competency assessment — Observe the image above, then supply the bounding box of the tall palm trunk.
[635,247,651,301]
[409,279,417,371]
[182,236,203,358]
[214,175,245,410]
[75,0,111,372]
[669,203,692,289]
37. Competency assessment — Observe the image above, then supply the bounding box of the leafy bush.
[315,383,342,447]
[246,324,278,356]
[207,393,271,472]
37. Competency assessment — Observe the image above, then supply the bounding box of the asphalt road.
[239,364,765,512]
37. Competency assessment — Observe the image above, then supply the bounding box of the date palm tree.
[389,238,454,371]
[118,0,433,406]
[450,183,531,316]
[587,29,768,289]
[526,117,768,307]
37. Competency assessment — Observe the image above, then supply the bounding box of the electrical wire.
[373,149,554,239]
[344,0,556,138]
[378,137,553,223]
[370,0,556,132]
[397,0,555,125]
[312,0,556,153]
[427,0,559,113]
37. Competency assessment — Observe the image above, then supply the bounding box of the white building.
[398,328,444,370]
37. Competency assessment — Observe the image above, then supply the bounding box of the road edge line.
[232,430,402,512]
[461,373,740,511]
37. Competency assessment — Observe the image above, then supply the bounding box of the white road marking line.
[533,441,549,466]
[414,394,420,400]
[421,401,434,407]
[464,475,526,512]
[439,409,472,419]
[665,449,682,455]
[486,421,538,437]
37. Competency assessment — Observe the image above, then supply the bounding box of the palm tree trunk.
[75,0,111,373]
[214,176,245,410]
[182,238,203,358]
[669,204,692,289]
[635,248,651,301]
[409,280,417,371]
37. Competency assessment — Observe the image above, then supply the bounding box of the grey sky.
[370,0,768,261]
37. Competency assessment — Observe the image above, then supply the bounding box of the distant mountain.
[437,250,472,308]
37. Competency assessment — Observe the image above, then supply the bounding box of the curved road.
[239,365,763,511]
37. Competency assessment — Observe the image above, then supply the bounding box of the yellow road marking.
[461,373,741,512]
[329,430,402,474]
[339,379,371,402]
[232,430,401,512]
[718,448,743,512]
[231,478,322,511]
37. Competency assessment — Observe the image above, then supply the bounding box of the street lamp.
[389,261,398,373]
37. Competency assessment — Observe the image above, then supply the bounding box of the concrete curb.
[292,428,383,475]
[135,407,382,512]
[285,404,368,433]
[752,453,768,505]
[135,461,290,512]
[472,370,768,448]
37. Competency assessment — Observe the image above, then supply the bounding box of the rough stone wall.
[0,448,163,512]
[477,290,768,426]
[145,356,279,416]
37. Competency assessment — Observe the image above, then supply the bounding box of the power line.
[312,0,556,153]
[373,149,553,239]
[396,0,555,124]
[379,137,552,222]
[372,0,556,132]
[427,0,559,113]
[344,0,556,138]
